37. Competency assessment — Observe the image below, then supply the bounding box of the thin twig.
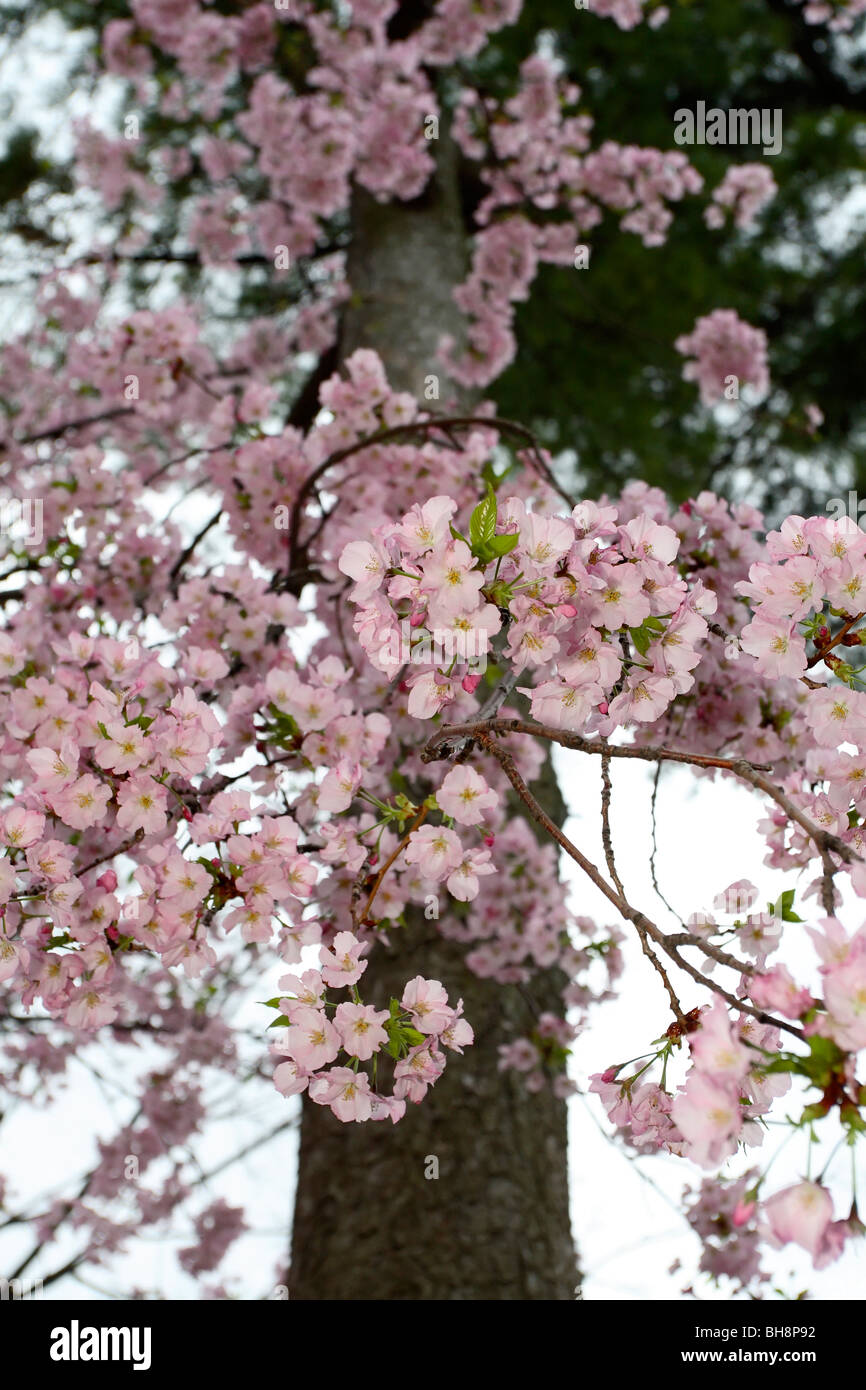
[806,610,865,669]
[465,728,803,1040]
[353,806,428,928]
[168,508,223,595]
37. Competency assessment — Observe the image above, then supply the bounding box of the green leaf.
[485,532,519,558]
[799,1102,827,1125]
[481,459,501,491]
[469,483,497,554]
[761,1055,801,1075]
[629,625,651,656]
[773,888,803,923]
[807,1034,843,1064]
[267,1015,290,1029]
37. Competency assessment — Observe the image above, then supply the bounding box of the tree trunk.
[288,131,579,1301]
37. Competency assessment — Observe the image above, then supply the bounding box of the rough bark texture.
[336,135,471,405]
[289,130,579,1301]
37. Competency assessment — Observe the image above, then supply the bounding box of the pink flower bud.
[409,611,426,628]
[106,924,120,943]
[462,673,482,694]
[556,604,577,618]
[732,1200,756,1228]
[483,833,495,848]
[96,870,118,892]
[598,701,609,715]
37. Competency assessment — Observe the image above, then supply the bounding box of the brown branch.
[1,405,133,449]
[141,437,236,488]
[352,805,428,928]
[76,829,144,878]
[463,728,804,1039]
[649,762,683,924]
[280,411,575,578]
[422,716,775,775]
[599,755,624,897]
[634,920,687,1026]
[168,508,223,596]
[663,932,757,974]
[2,367,248,454]
[806,610,865,669]
[424,717,859,876]
[729,758,859,867]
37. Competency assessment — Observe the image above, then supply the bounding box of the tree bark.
[288,130,579,1301]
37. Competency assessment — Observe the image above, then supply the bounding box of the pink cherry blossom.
[308,1066,374,1122]
[764,1181,834,1258]
[400,976,453,1034]
[282,1005,341,1070]
[334,1002,389,1060]
[403,824,464,881]
[319,930,368,987]
[436,766,498,826]
[50,775,112,831]
[116,778,169,835]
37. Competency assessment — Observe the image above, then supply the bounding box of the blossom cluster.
[446,56,702,384]
[3,0,864,1300]
[270,943,472,1123]
[2,330,866,1289]
[79,8,707,390]
[675,308,770,405]
[800,0,866,30]
[591,992,863,1275]
[340,489,715,735]
[705,163,778,230]
[588,0,669,29]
